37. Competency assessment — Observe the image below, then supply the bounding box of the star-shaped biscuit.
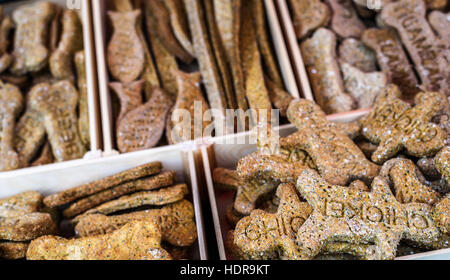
[295,169,449,260]
[360,85,447,164]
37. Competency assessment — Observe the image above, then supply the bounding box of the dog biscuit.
[288,0,330,39]
[327,0,366,38]
[0,191,43,218]
[429,11,450,43]
[74,51,90,148]
[0,213,57,242]
[339,38,377,73]
[110,80,144,126]
[0,242,28,260]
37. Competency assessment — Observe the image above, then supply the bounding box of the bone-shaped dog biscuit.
[339,38,377,73]
[360,85,447,163]
[429,11,450,44]
[327,0,366,38]
[382,0,449,97]
[362,28,419,98]
[289,0,330,39]
[29,81,86,162]
[301,28,356,114]
[75,200,197,247]
[341,62,388,109]
[27,220,172,260]
[0,82,23,171]
[49,10,83,82]
[283,99,380,186]
[107,10,145,83]
[11,2,55,75]
[295,170,449,260]
[380,158,441,205]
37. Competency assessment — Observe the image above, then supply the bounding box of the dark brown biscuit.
[326,0,366,38]
[360,85,447,163]
[381,0,449,97]
[164,0,194,57]
[117,88,173,153]
[0,242,28,260]
[0,213,57,242]
[288,0,330,39]
[27,221,172,260]
[43,162,162,207]
[362,28,419,99]
[107,10,145,83]
[63,171,176,218]
[75,200,197,247]
[283,99,380,186]
[301,28,356,114]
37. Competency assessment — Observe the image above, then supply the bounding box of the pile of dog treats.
[107,0,293,153]
[0,1,89,173]
[214,88,450,260]
[289,0,449,114]
[0,162,197,260]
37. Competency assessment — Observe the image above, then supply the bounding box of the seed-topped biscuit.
[360,85,447,163]
[282,99,380,186]
[0,213,57,242]
[295,169,449,260]
[0,191,43,218]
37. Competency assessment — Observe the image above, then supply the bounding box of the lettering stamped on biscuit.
[360,85,447,163]
[382,0,449,96]
[362,28,419,98]
[29,81,86,162]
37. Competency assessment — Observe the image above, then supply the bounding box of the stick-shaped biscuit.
[164,0,195,57]
[380,158,441,205]
[288,0,330,39]
[301,28,356,114]
[74,51,90,149]
[75,184,189,221]
[109,80,144,126]
[295,170,449,260]
[10,2,54,75]
[326,0,365,38]
[362,28,419,98]
[49,10,83,82]
[339,38,377,73]
[27,220,172,260]
[29,81,86,162]
[117,87,173,153]
[0,191,43,218]
[75,200,197,247]
[283,99,380,186]
[0,213,57,242]
[233,184,312,260]
[107,10,145,83]
[169,71,211,144]
[381,0,449,97]
[145,0,193,64]
[360,85,447,163]
[0,242,28,260]
[0,82,23,171]
[43,162,162,207]
[341,62,388,108]
[265,77,294,117]
[63,171,176,218]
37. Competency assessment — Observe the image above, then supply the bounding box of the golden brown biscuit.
[0,213,57,242]
[164,0,194,57]
[327,0,365,38]
[75,200,197,247]
[0,82,23,171]
[339,38,377,73]
[288,0,330,39]
[74,51,90,149]
[27,221,172,260]
[44,162,162,207]
[31,142,54,167]
[295,170,449,260]
[0,242,28,260]
[109,80,144,126]
[0,16,14,73]
[213,168,240,191]
[0,191,43,218]
[265,77,294,118]
[360,85,447,163]
[435,146,450,183]
[283,99,380,186]
[433,194,449,234]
